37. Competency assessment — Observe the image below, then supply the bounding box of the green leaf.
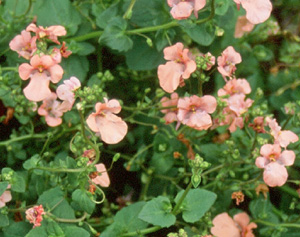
[175,189,217,223]
[23,154,43,175]
[26,226,48,237]
[99,16,133,52]
[60,55,89,82]
[155,29,176,52]
[0,213,9,228]
[71,189,95,214]
[3,222,32,237]
[181,22,215,46]
[11,172,26,193]
[38,186,64,210]
[47,221,64,237]
[101,202,148,237]
[215,0,230,15]
[64,226,90,237]
[32,0,82,35]
[249,197,272,220]
[138,196,176,227]
[0,181,9,196]
[92,2,119,29]
[68,41,95,56]
[125,36,164,70]
[52,199,75,220]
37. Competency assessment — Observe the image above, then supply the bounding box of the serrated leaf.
[26,225,48,237]
[47,221,64,237]
[60,55,89,82]
[72,189,95,214]
[11,172,26,193]
[99,16,133,52]
[3,222,32,237]
[38,187,64,210]
[92,2,119,29]
[138,196,176,228]
[175,189,217,223]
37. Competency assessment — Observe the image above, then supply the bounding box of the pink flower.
[234,16,255,38]
[266,117,299,148]
[90,163,110,187]
[167,0,206,19]
[218,78,251,97]
[216,108,245,133]
[18,54,64,102]
[211,212,257,237]
[26,205,45,228]
[217,46,242,79]
[38,93,63,127]
[0,185,12,208]
[160,93,179,124]
[227,94,253,117]
[86,98,128,144]
[177,95,217,130]
[255,144,295,187]
[9,30,37,60]
[26,23,66,44]
[158,42,196,93]
[56,77,81,112]
[234,0,272,24]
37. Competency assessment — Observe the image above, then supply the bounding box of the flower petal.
[263,162,288,187]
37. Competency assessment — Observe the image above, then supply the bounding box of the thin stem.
[29,166,86,173]
[47,212,88,223]
[121,226,161,237]
[123,0,137,19]
[254,219,300,228]
[172,181,193,215]
[0,134,47,147]
[1,67,18,72]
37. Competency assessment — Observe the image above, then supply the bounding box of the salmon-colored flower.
[90,163,110,187]
[167,0,206,19]
[56,77,81,112]
[177,95,217,130]
[255,183,269,199]
[86,98,128,144]
[255,144,295,187]
[227,94,253,117]
[214,107,244,133]
[160,93,179,124]
[9,30,37,59]
[26,205,45,228]
[249,116,266,133]
[18,54,64,102]
[0,185,12,208]
[211,212,257,237]
[266,117,298,148]
[218,78,251,97]
[158,42,196,93]
[38,92,63,127]
[26,23,66,44]
[233,0,272,24]
[232,191,245,205]
[217,46,242,79]
[234,16,255,38]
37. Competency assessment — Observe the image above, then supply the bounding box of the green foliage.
[175,189,217,223]
[99,16,133,52]
[71,189,95,214]
[139,196,176,227]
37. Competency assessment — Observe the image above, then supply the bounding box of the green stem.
[0,134,47,147]
[254,219,300,228]
[281,114,293,130]
[172,181,193,215]
[1,67,18,72]
[78,110,100,164]
[67,31,103,42]
[279,185,300,199]
[47,212,88,223]
[123,0,137,19]
[29,166,86,173]
[121,226,161,237]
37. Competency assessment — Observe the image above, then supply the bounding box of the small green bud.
[113,153,120,162]
[146,38,153,47]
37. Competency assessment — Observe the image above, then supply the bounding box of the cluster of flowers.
[253,117,298,187]
[167,0,272,38]
[9,23,80,127]
[159,43,253,135]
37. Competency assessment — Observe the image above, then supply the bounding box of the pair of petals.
[234,0,272,25]
[19,54,63,102]
[177,95,217,130]
[158,43,196,93]
[86,99,128,144]
[217,46,242,79]
[211,212,257,237]
[255,144,295,187]
[91,163,110,187]
[168,0,206,19]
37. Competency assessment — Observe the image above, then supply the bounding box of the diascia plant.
[1,0,300,236]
